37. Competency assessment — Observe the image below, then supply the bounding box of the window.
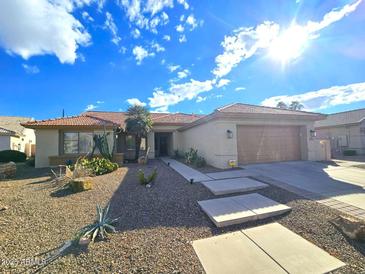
[64,132,93,154]
[126,135,135,150]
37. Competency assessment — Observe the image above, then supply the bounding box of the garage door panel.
[237,126,301,165]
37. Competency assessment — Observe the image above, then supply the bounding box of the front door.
[159,135,168,156]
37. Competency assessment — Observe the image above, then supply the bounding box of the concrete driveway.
[245,161,365,210]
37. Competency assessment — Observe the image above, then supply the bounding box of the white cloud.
[186,14,197,30]
[131,28,141,38]
[149,79,214,110]
[235,86,246,91]
[151,42,165,52]
[126,98,147,106]
[167,64,180,72]
[177,0,189,9]
[22,64,40,74]
[163,35,171,41]
[176,24,184,32]
[261,82,365,111]
[132,45,155,64]
[177,69,190,79]
[212,1,362,78]
[96,100,105,104]
[144,0,173,16]
[104,12,121,45]
[196,96,206,103]
[212,21,280,78]
[179,34,187,43]
[85,104,98,111]
[216,78,230,88]
[0,0,91,64]
[82,11,94,22]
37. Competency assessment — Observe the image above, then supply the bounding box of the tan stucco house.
[0,116,36,157]
[315,108,365,156]
[22,103,327,168]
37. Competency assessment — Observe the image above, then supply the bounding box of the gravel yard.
[1,160,365,273]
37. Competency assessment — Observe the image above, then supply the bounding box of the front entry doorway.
[155,132,172,157]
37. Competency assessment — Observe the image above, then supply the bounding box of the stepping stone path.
[200,177,268,195]
[160,158,211,182]
[205,169,256,180]
[192,222,345,274]
[198,193,291,227]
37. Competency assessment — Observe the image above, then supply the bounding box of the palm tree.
[289,101,304,111]
[276,101,288,109]
[125,105,153,161]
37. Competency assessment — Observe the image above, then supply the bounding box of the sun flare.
[269,24,309,64]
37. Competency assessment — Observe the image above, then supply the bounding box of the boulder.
[332,215,365,241]
[0,162,16,179]
[69,177,93,193]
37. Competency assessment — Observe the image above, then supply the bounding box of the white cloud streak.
[132,45,155,64]
[22,64,40,74]
[126,98,147,106]
[104,12,121,45]
[261,82,365,110]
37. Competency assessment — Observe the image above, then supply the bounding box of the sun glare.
[269,24,309,64]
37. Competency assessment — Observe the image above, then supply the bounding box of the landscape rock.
[332,215,365,241]
[69,177,93,193]
[0,162,16,179]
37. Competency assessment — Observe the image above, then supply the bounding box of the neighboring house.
[22,103,326,168]
[0,116,36,156]
[315,108,365,156]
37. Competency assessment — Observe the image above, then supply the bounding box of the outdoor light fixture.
[310,129,317,138]
[226,129,233,139]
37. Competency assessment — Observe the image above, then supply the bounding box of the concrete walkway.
[160,158,212,182]
[198,193,291,227]
[206,169,256,180]
[245,161,365,219]
[200,177,268,195]
[192,222,345,274]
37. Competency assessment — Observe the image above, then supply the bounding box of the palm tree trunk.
[135,135,142,161]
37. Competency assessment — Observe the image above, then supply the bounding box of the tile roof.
[0,116,33,135]
[22,115,118,128]
[0,127,17,136]
[315,108,365,128]
[216,103,322,116]
[22,111,203,128]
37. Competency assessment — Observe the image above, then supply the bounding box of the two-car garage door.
[237,125,301,165]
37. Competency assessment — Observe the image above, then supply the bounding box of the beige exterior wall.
[316,123,365,155]
[0,136,10,151]
[35,129,59,168]
[180,118,317,169]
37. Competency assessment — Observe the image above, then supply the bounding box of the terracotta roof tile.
[22,115,118,128]
[216,103,322,116]
[315,108,365,128]
[0,127,17,136]
[22,111,203,128]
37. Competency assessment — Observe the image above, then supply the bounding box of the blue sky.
[0,0,364,120]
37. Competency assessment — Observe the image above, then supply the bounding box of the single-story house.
[0,116,36,156]
[22,103,327,168]
[315,108,365,156]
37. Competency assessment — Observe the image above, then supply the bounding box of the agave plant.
[75,202,119,243]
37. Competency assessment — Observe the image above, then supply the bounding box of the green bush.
[80,157,118,176]
[184,148,206,168]
[138,168,157,185]
[0,150,26,163]
[26,157,35,167]
[343,150,357,156]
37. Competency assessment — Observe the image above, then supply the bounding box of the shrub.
[138,168,157,185]
[184,148,206,168]
[343,150,357,156]
[80,157,118,176]
[75,202,118,243]
[26,157,35,167]
[0,150,26,163]
[173,149,183,159]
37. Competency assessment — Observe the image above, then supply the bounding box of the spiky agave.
[75,202,119,243]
